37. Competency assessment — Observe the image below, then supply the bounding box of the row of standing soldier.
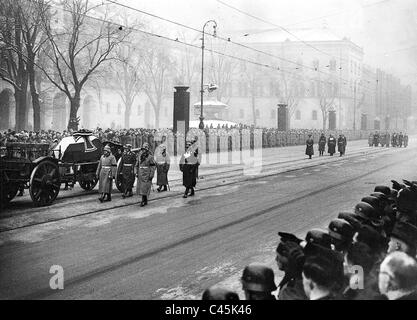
[96,138,200,205]
[369,132,409,148]
[306,133,347,159]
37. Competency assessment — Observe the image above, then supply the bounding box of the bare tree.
[0,0,29,130]
[171,32,200,87]
[317,78,337,130]
[242,60,262,126]
[38,0,127,130]
[112,43,143,128]
[279,69,301,129]
[139,40,172,128]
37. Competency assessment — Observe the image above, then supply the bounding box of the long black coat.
[179,151,198,188]
[305,138,314,156]
[318,136,326,152]
[328,137,336,154]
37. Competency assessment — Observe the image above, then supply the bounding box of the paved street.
[0,139,416,299]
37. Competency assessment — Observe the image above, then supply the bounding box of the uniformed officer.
[403,133,409,147]
[337,134,346,156]
[305,134,314,159]
[180,141,199,198]
[275,232,308,300]
[120,144,136,198]
[398,132,404,147]
[327,134,336,156]
[154,143,170,192]
[318,133,326,156]
[136,142,156,207]
[96,144,117,202]
[373,131,380,147]
[241,263,277,300]
[328,219,355,253]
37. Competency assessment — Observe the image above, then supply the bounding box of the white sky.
[107,0,417,86]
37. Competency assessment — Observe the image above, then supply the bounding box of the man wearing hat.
[202,287,240,300]
[240,263,277,300]
[179,141,199,198]
[318,132,326,156]
[305,134,314,159]
[96,144,117,202]
[120,144,136,198]
[337,134,347,156]
[275,232,308,300]
[154,141,170,192]
[328,219,355,253]
[136,142,156,207]
[302,245,344,300]
[327,134,336,156]
[388,221,417,257]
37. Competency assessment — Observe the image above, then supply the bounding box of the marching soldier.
[136,142,156,207]
[327,134,336,156]
[404,133,408,147]
[398,132,404,147]
[305,134,314,159]
[318,133,326,156]
[373,131,380,147]
[120,144,136,198]
[180,141,199,198]
[96,144,117,202]
[337,134,346,156]
[154,143,170,192]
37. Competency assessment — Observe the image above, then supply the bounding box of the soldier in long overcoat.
[96,144,117,202]
[337,134,346,156]
[180,141,198,198]
[318,133,326,156]
[120,144,136,198]
[136,142,156,207]
[154,143,170,192]
[328,134,336,156]
[305,134,314,159]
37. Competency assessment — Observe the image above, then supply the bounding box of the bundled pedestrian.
[135,142,156,207]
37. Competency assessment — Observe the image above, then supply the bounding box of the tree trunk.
[124,99,132,128]
[251,94,256,126]
[28,60,41,131]
[153,104,160,129]
[14,86,28,131]
[322,110,327,131]
[68,91,81,131]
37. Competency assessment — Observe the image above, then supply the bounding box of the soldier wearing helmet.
[241,263,277,300]
[120,144,136,198]
[96,144,117,202]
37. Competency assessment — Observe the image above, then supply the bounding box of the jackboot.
[99,193,104,202]
[104,193,111,202]
[183,188,189,198]
[140,195,147,207]
[189,188,195,196]
[163,185,168,192]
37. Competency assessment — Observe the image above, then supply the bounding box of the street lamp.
[199,20,217,130]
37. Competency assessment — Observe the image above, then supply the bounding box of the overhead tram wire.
[103,0,380,92]
[43,1,378,93]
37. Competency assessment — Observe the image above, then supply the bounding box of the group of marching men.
[305,133,348,159]
[95,137,201,206]
[369,132,409,148]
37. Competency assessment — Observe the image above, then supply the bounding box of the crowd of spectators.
[202,179,417,300]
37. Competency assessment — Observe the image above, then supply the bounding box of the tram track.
[0,145,398,233]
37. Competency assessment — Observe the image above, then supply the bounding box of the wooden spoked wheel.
[29,160,61,206]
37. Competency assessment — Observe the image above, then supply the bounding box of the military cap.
[355,224,388,253]
[276,232,303,256]
[397,187,417,213]
[241,263,277,293]
[328,219,355,242]
[202,287,240,300]
[304,229,332,249]
[391,180,406,191]
[103,145,111,152]
[370,192,389,204]
[390,221,417,249]
[361,196,384,216]
[354,202,381,222]
[338,212,363,231]
[374,185,391,196]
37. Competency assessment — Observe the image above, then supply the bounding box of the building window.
[312,110,318,120]
[255,109,260,119]
[295,110,301,120]
[106,103,110,114]
[239,109,244,118]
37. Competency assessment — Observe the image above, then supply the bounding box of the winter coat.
[96,154,117,193]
